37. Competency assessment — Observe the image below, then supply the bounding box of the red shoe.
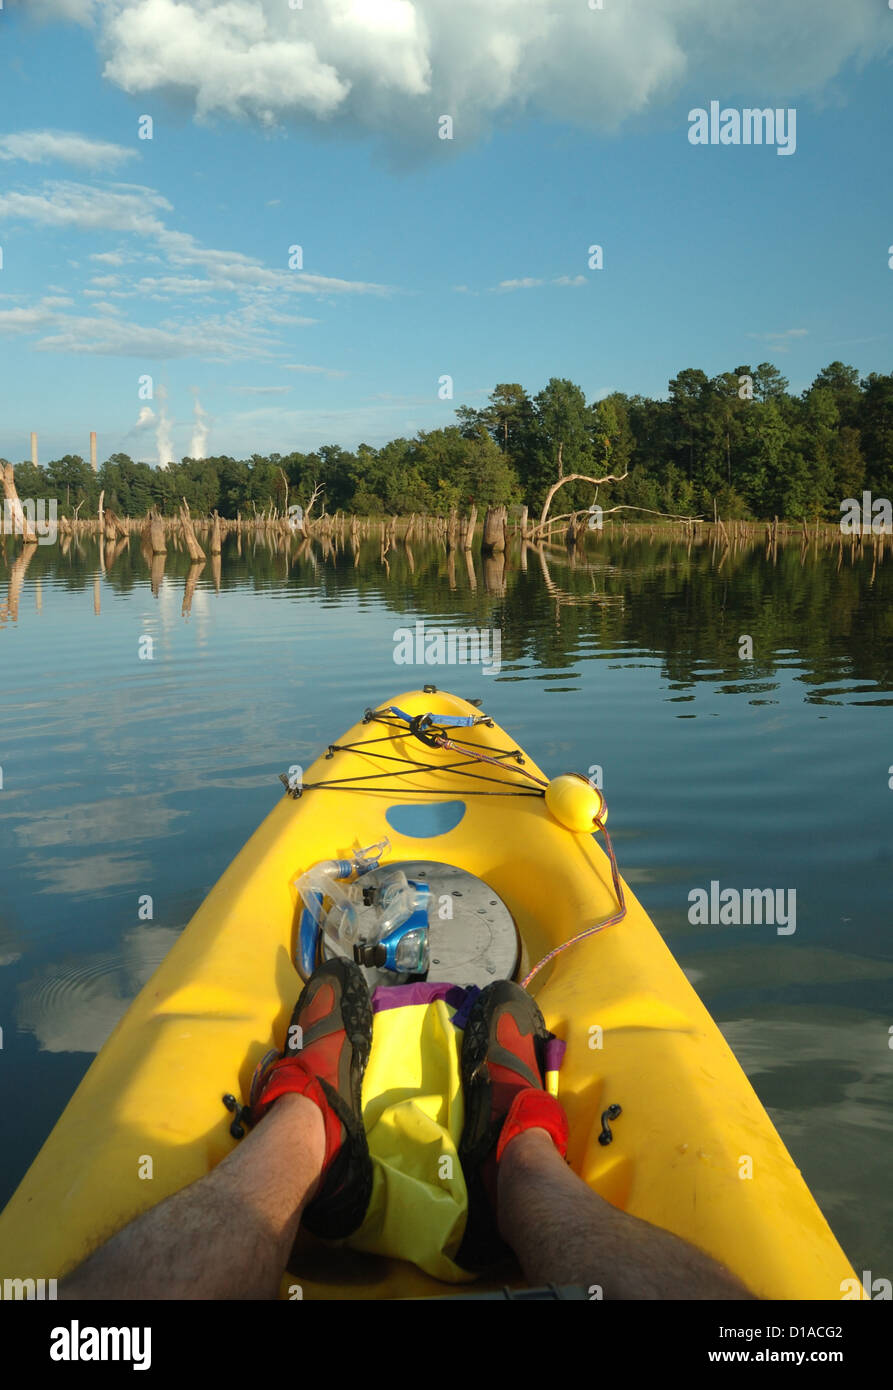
[244,958,373,1241]
[456,981,568,1270]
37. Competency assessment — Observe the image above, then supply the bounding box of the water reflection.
[2,529,891,703]
[16,926,181,1053]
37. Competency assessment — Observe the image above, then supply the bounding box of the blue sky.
[0,0,891,466]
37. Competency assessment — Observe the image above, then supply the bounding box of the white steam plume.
[155,385,174,468]
[189,389,208,459]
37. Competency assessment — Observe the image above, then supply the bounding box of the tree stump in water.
[104,508,127,544]
[1,460,37,543]
[446,508,459,551]
[179,499,206,562]
[566,514,587,549]
[142,510,167,555]
[210,511,222,555]
[482,505,507,554]
[463,504,477,550]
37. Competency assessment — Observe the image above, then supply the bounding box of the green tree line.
[10,361,893,522]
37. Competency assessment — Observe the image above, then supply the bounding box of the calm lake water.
[1,529,891,1277]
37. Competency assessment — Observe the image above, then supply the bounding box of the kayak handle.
[598,1103,622,1146]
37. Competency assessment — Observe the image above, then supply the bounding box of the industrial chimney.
[30,432,38,467]
[90,431,97,472]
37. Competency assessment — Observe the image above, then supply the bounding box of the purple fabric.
[371,982,468,1014]
[447,984,481,1031]
[369,985,566,1074]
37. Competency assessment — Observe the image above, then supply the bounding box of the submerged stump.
[179,499,206,562]
[482,505,507,554]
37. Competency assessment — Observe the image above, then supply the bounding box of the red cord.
[521,815,627,990]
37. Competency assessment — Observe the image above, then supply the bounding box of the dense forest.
[9,361,893,523]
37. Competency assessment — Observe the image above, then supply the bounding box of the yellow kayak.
[0,689,856,1298]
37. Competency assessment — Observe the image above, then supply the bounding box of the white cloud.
[747,328,809,340]
[104,0,353,124]
[0,298,71,331]
[9,0,101,19]
[231,384,292,394]
[0,181,389,296]
[294,271,389,296]
[495,277,543,292]
[492,274,587,292]
[212,395,461,452]
[746,328,809,353]
[0,178,390,361]
[0,180,172,236]
[282,362,348,378]
[8,0,889,154]
[32,312,279,360]
[0,130,136,171]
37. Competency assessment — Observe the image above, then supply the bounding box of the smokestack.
[30,432,38,467]
[90,431,97,472]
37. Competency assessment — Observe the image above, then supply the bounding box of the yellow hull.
[0,690,856,1298]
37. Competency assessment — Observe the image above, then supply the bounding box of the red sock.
[250,984,348,1170]
[496,1089,569,1163]
[477,1012,569,1210]
[250,1062,343,1171]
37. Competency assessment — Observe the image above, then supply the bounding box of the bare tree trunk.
[463,504,477,550]
[210,510,222,555]
[180,498,206,562]
[1,461,37,542]
[531,471,627,541]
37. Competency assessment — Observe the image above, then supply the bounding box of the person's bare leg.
[61,1094,324,1300]
[498,1128,756,1299]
